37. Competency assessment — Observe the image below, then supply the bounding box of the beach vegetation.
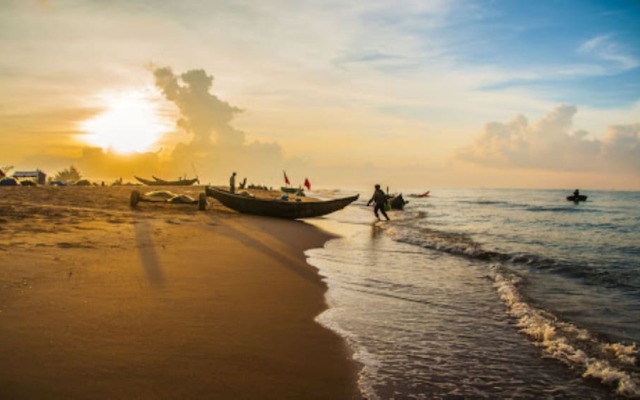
[53,165,82,183]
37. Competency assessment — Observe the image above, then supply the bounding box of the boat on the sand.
[134,176,199,186]
[205,186,358,219]
[281,186,305,196]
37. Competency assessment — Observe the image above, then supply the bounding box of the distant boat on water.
[567,189,587,202]
[408,191,430,198]
[567,194,588,202]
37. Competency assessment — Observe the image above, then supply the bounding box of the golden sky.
[1,1,638,189]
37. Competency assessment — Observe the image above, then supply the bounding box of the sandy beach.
[0,185,360,399]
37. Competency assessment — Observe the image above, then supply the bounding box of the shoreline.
[0,186,361,399]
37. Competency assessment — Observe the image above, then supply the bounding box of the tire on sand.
[198,192,207,211]
[130,190,141,208]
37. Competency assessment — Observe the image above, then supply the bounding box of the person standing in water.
[367,184,390,221]
[229,172,237,193]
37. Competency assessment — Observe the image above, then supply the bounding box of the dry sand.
[0,185,361,399]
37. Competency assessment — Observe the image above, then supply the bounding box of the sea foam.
[491,265,640,397]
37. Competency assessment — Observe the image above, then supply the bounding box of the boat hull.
[280,186,305,195]
[135,176,199,186]
[389,194,408,210]
[205,186,358,219]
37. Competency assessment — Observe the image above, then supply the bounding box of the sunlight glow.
[79,90,171,154]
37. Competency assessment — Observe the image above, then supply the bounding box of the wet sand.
[0,185,360,399]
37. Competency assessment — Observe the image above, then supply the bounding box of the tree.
[54,165,82,183]
[0,165,13,177]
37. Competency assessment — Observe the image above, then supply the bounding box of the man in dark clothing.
[367,184,390,221]
[230,172,237,193]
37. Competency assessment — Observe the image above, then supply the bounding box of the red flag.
[283,171,290,185]
[304,178,311,190]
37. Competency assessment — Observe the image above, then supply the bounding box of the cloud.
[152,66,284,183]
[154,67,245,147]
[600,123,640,172]
[577,34,640,70]
[456,105,640,174]
[36,0,51,10]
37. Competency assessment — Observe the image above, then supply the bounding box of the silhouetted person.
[574,189,580,197]
[367,184,390,221]
[230,172,237,193]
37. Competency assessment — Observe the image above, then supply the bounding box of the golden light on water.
[79,90,172,154]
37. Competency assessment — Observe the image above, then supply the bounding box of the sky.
[0,0,639,190]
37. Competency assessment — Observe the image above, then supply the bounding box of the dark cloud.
[152,66,284,184]
[456,105,640,174]
[154,67,245,148]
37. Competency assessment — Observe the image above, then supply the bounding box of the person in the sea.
[229,172,237,193]
[367,184,390,221]
[573,189,580,198]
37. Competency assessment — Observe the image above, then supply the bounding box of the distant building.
[13,169,47,185]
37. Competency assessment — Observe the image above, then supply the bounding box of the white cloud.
[577,34,640,70]
[457,105,640,174]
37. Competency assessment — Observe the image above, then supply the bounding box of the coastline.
[0,186,361,399]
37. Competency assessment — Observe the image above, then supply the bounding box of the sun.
[79,89,172,154]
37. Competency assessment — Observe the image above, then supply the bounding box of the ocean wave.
[384,222,640,293]
[455,199,609,215]
[316,308,382,400]
[458,200,513,206]
[490,265,640,398]
[524,205,602,213]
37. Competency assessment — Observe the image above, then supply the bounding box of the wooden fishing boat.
[134,176,156,185]
[408,191,430,198]
[134,176,199,186]
[389,194,408,210]
[205,186,359,219]
[281,186,305,196]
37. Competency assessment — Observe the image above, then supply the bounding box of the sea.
[305,188,640,399]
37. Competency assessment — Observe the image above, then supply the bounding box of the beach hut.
[13,169,47,185]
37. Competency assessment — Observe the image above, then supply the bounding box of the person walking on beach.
[229,172,237,193]
[367,184,390,221]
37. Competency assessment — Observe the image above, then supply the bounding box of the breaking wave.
[375,218,640,397]
[384,219,640,294]
[491,265,640,398]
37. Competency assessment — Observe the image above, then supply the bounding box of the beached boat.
[281,186,305,196]
[135,176,158,185]
[134,176,199,186]
[205,186,359,219]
